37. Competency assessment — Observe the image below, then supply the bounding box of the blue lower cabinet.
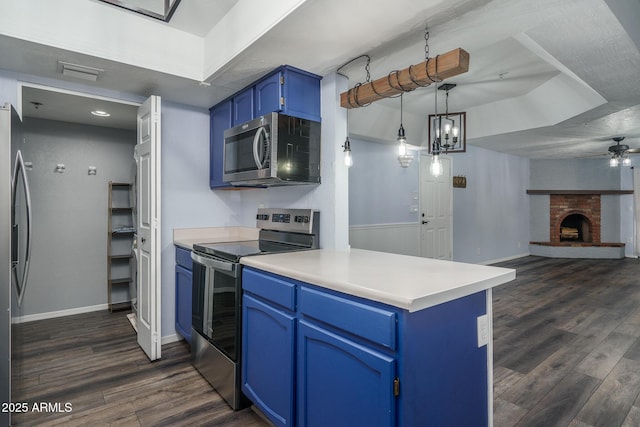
[297,320,396,427]
[175,246,193,343]
[175,265,192,343]
[241,267,490,426]
[242,294,295,427]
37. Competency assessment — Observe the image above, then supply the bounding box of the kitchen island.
[240,248,515,427]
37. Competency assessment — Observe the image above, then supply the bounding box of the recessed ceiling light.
[91,110,111,117]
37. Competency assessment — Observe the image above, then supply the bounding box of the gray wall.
[16,118,135,316]
[348,139,531,264]
[529,158,626,244]
[349,137,419,226]
[452,144,530,263]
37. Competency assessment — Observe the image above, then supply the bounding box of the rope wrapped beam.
[339,48,470,109]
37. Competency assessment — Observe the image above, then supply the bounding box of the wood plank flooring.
[9,255,640,426]
[493,256,640,427]
[10,311,270,426]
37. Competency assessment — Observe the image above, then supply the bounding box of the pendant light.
[343,136,353,168]
[397,94,413,168]
[430,72,443,177]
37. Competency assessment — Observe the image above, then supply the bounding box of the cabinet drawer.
[175,246,192,270]
[242,268,296,311]
[299,287,397,350]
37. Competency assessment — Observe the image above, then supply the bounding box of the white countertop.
[173,227,259,250]
[240,248,515,312]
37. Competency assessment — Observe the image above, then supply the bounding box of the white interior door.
[136,95,161,361]
[419,154,452,260]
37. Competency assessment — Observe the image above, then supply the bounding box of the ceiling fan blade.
[627,148,640,154]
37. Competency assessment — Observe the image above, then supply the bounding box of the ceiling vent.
[57,61,103,82]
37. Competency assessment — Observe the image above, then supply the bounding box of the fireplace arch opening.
[559,214,592,242]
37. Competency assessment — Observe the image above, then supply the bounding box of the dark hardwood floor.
[10,311,270,426]
[492,256,640,427]
[10,255,640,426]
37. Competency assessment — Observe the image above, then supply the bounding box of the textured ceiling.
[2,0,640,158]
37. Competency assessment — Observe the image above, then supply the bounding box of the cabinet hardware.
[280,96,285,106]
[280,76,284,85]
[393,378,400,397]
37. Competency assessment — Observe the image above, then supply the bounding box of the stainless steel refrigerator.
[1,104,32,427]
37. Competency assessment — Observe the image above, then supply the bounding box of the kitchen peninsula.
[240,248,515,427]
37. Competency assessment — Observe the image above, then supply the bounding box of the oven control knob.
[295,215,310,223]
[256,214,269,221]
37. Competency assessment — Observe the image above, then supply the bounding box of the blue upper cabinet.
[255,66,321,121]
[209,65,322,189]
[233,87,254,125]
[209,100,233,189]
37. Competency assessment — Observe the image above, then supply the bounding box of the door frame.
[16,83,161,345]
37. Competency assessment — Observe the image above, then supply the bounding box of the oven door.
[191,252,241,361]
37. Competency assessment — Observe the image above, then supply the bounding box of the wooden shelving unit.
[107,182,134,312]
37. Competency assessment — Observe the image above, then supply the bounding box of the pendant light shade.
[396,94,413,168]
[343,136,353,168]
[430,154,443,177]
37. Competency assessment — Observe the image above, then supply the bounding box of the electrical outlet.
[477,314,489,347]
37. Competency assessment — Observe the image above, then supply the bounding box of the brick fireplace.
[528,190,626,258]
[549,194,600,243]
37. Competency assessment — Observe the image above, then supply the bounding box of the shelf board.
[109,254,133,260]
[109,301,131,312]
[111,231,135,236]
[109,277,132,285]
[110,207,133,212]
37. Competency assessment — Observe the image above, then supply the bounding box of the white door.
[419,154,452,260]
[136,95,161,361]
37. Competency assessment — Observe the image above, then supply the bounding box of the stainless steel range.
[190,208,319,410]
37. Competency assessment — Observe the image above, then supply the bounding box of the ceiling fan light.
[623,157,631,166]
[610,157,620,167]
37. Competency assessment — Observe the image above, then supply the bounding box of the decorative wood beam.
[340,48,470,109]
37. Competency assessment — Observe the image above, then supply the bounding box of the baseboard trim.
[480,252,530,266]
[162,334,182,345]
[12,303,109,324]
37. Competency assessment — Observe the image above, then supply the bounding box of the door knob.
[141,237,146,244]
[422,220,429,224]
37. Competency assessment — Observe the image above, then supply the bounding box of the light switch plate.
[477,314,489,347]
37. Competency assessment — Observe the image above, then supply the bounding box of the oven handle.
[191,252,239,277]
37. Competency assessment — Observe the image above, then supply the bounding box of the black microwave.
[223,112,321,187]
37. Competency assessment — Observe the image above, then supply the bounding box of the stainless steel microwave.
[223,112,321,187]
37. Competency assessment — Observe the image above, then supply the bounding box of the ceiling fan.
[607,137,640,166]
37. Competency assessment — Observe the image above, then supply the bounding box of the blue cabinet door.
[209,100,233,189]
[254,71,282,118]
[281,67,321,121]
[175,264,192,343]
[297,320,396,427]
[233,87,254,125]
[242,294,296,427]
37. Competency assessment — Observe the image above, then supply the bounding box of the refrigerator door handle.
[11,150,32,307]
